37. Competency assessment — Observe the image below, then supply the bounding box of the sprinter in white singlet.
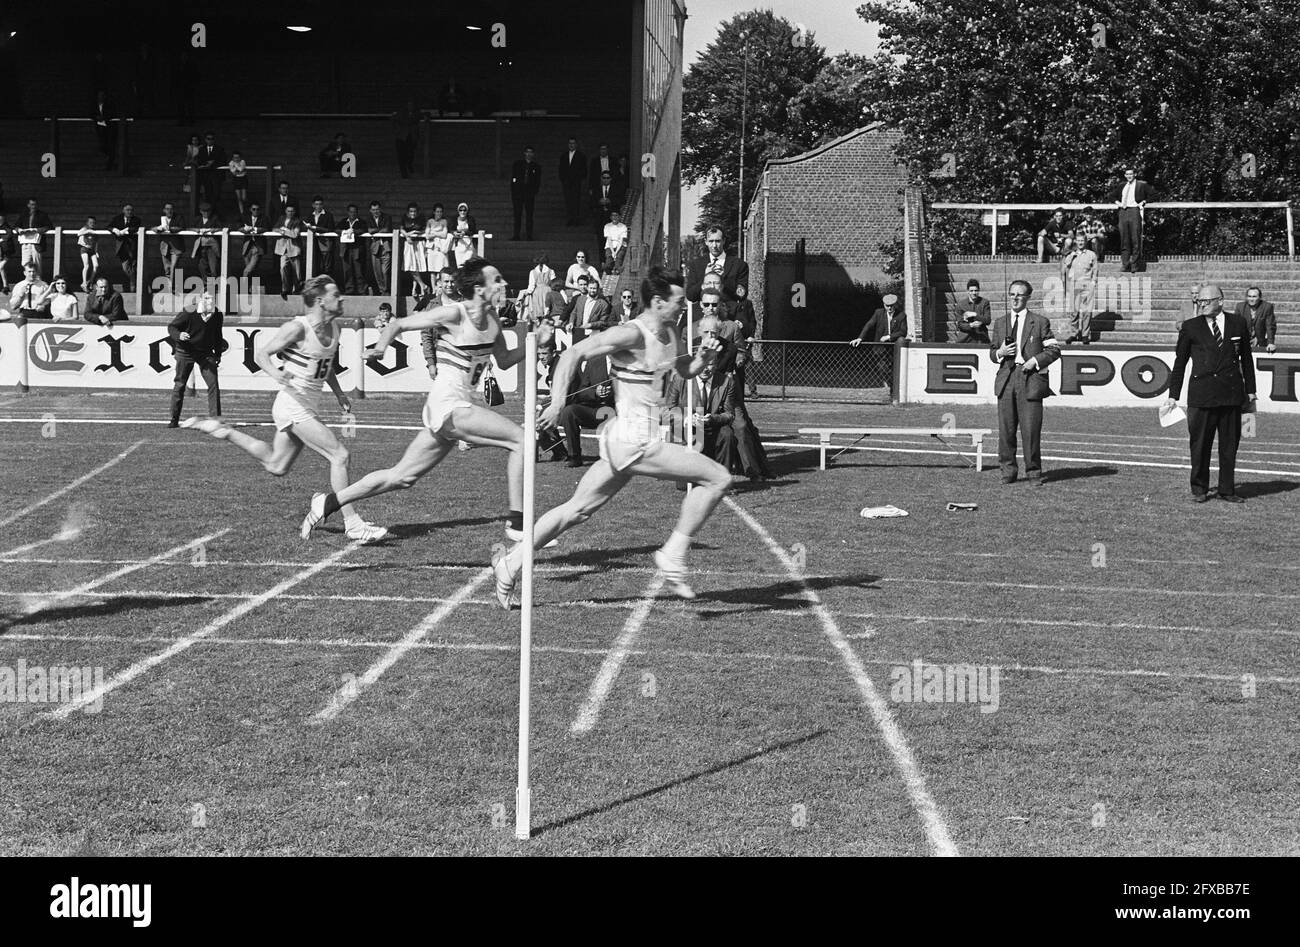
[299,259,533,543]
[493,266,731,605]
[182,276,387,543]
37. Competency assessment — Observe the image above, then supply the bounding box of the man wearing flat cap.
[849,293,908,346]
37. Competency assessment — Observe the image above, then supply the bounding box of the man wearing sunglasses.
[615,289,638,323]
[1164,284,1256,503]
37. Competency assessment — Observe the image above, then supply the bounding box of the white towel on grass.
[860,505,909,519]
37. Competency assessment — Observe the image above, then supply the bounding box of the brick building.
[743,123,907,340]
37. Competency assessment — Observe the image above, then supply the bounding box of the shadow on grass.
[1238,479,1300,499]
[697,574,880,614]
[0,594,211,635]
[531,728,832,839]
[1045,465,1119,482]
[384,516,502,539]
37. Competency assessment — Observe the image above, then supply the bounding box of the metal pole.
[52,227,62,283]
[515,330,538,841]
[737,42,748,250]
[218,229,230,313]
[1287,204,1295,260]
[135,225,146,315]
[390,231,400,311]
[991,206,999,256]
[780,341,787,400]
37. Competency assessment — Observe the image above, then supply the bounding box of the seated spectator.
[555,320,615,467]
[1037,207,1072,262]
[38,275,80,322]
[564,250,600,295]
[76,215,102,291]
[319,133,351,178]
[1236,287,1277,353]
[667,349,737,474]
[228,150,249,219]
[9,263,50,319]
[954,278,992,343]
[849,294,908,345]
[84,277,128,326]
[699,288,770,480]
[275,205,305,298]
[1075,206,1107,262]
[602,210,628,274]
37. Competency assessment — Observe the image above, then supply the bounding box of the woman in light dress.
[520,252,556,324]
[38,276,80,322]
[423,202,450,277]
[451,202,477,266]
[401,202,428,298]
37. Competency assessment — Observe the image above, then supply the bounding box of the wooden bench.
[798,427,993,472]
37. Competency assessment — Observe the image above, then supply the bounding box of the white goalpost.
[515,331,538,841]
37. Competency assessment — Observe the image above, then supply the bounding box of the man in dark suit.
[190,202,222,281]
[83,277,129,327]
[590,170,626,249]
[109,203,142,287]
[556,324,615,467]
[269,181,298,220]
[1234,287,1277,354]
[565,278,611,342]
[954,279,992,343]
[588,143,615,189]
[558,137,587,226]
[666,356,738,473]
[92,90,117,170]
[510,146,542,241]
[1112,166,1153,272]
[167,289,227,426]
[989,280,1060,484]
[305,196,336,277]
[366,200,392,295]
[698,296,769,480]
[849,294,908,345]
[240,202,270,279]
[154,201,185,289]
[338,203,366,295]
[1165,284,1257,503]
[686,227,749,303]
[18,199,53,277]
[197,133,227,208]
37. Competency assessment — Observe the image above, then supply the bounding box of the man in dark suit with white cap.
[849,293,908,345]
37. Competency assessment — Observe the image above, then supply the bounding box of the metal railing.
[746,339,895,402]
[43,116,133,176]
[930,201,1296,259]
[178,163,284,219]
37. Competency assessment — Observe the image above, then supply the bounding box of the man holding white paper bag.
[1164,284,1256,504]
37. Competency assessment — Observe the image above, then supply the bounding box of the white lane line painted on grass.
[882,577,1300,602]
[42,541,362,721]
[0,417,423,432]
[312,568,491,723]
[724,495,959,858]
[837,610,1300,640]
[19,530,229,617]
[570,574,666,735]
[0,440,145,529]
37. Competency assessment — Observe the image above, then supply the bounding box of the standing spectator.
[564,250,600,294]
[17,199,53,278]
[190,203,222,282]
[850,294,908,345]
[602,210,628,274]
[558,136,587,225]
[400,202,427,297]
[686,227,748,302]
[590,171,625,253]
[588,143,614,187]
[366,200,393,296]
[274,205,305,299]
[154,202,185,290]
[1,221,16,292]
[38,275,80,322]
[613,287,638,323]
[306,196,337,279]
[954,278,991,343]
[422,203,450,280]
[555,320,615,467]
[337,204,366,295]
[1165,284,1256,503]
[1036,207,1072,263]
[175,52,198,126]
[167,289,226,427]
[318,133,351,178]
[197,133,227,208]
[181,133,202,194]
[450,203,477,266]
[269,180,297,219]
[1061,236,1099,343]
[392,101,419,178]
[91,90,117,170]
[520,252,556,325]
[84,277,128,326]
[109,203,142,289]
[614,153,632,191]
[240,202,270,280]
[990,280,1059,485]
[565,277,611,342]
[10,264,51,319]
[227,150,249,219]
[1113,166,1152,273]
[1075,206,1107,262]
[75,216,102,291]
[1235,287,1277,353]
[510,146,542,241]
[438,77,465,114]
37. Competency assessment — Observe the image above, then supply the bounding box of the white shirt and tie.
[1205,311,1225,343]
[1008,310,1027,365]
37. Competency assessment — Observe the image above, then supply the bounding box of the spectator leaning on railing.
[154,202,186,289]
[84,277,128,327]
[110,203,142,288]
[191,203,223,281]
[338,204,366,295]
[275,205,305,299]
[241,203,270,279]
[76,216,102,291]
[850,294,907,345]
[18,199,53,277]
[366,201,393,295]
[306,197,337,279]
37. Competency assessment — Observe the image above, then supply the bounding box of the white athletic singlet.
[422,302,499,434]
[271,315,339,430]
[599,319,677,469]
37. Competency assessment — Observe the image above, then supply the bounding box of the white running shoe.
[653,549,696,600]
[345,521,389,543]
[504,525,558,549]
[180,416,232,439]
[492,545,519,610]
[300,492,329,539]
[457,440,473,452]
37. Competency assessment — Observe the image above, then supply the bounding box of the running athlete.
[299,259,533,542]
[492,266,730,606]
[182,275,387,543]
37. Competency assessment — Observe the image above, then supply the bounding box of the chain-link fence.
[747,340,894,403]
